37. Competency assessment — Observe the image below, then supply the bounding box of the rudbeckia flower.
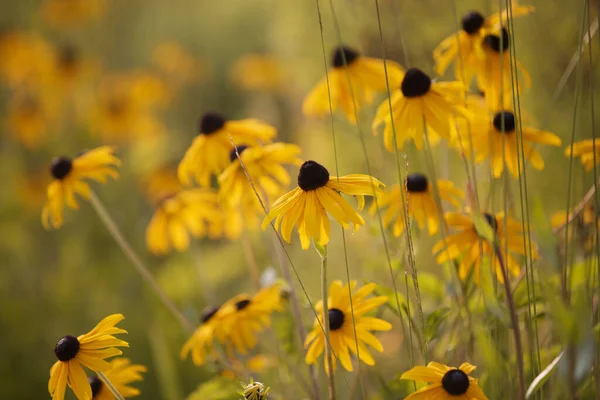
[218,142,302,211]
[145,188,222,255]
[371,173,464,237]
[400,361,488,400]
[152,42,200,84]
[41,0,106,28]
[0,31,54,88]
[565,139,600,171]
[433,5,534,82]
[181,306,226,366]
[262,160,384,249]
[433,211,535,283]
[178,112,276,187]
[87,358,146,399]
[304,281,391,373]
[303,46,404,123]
[372,67,469,150]
[42,146,120,230]
[217,284,283,354]
[459,110,561,178]
[229,54,285,92]
[218,199,261,240]
[48,314,129,400]
[7,92,57,149]
[552,201,599,254]
[473,27,531,110]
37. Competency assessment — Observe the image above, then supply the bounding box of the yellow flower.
[433,211,535,283]
[181,285,282,366]
[140,166,182,205]
[303,46,404,123]
[229,54,285,92]
[262,160,384,249]
[152,41,200,84]
[371,173,464,237]
[433,5,534,82]
[218,142,302,210]
[305,281,391,373]
[218,199,261,240]
[565,139,600,171]
[458,110,561,178]
[7,92,57,149]
[178,113,276,187]
[49,45,97,94]
[48,314,129,400]
[145,188,222,255]
[88,358,147,399]
[41,0,106,28]
[42,146,120,229]
[472,27,531,110]
[372,67,469,151]
[0,31,54,88]
[400,361,488,400]
[552,201,599,254]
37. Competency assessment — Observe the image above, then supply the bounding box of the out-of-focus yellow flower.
[49,45,98,94]
[145,188,222,255]
[152,41,200,84]
[552,201,599,253]
[0,31,54,88]
[565,139,600,171]
[17,170,48,211]
[178,113,276,187]
[218,142,302,211]
[88,358,147,399]
[217,199,261,240]
[229,54,285,92]
[373,67,470,151]
[305,281,391,374]
[401,362,488,400]
[303,46,404,123]
[48,314,128,400]
[262,160,384,249]
[41,0,106,28]
[140,166,182,204]
[7,92,58,149]
[42,146,120,229]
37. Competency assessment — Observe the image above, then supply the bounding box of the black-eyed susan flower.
[239,380,270,400]
[305,281,391,373]
[303,46,404,123]
[217,284,283,355]
[565,139,600,171]
[42,146,120,229]
[262,160,384,249]
[433,210,535,283]
[371,173,464,237]
[433,5,534,82]
[0,31,54,88]
[178,113,276,187]
[552,201,599,253]
[372,67,469,151]
[218,142,302,211]
[181,305,225,366]
[88,358,146,399]
[145,188,222,255]
[400,361,488,400]
[229,54,285,92]
[7,92,57,149]
[48,314,128,400]
[459,110,561,178]
[473,27,531,110]
[218,199,260,240]
[41,0,106,28]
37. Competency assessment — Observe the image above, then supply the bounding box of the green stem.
[315,243,336,400]
[89,191,194,334]
[97,371,126,400]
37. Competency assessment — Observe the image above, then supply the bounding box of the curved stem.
[316,243,336,400]
[97,371,125,400]
[89,191,194,334]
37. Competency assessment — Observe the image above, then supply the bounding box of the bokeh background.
[1,0,598,398]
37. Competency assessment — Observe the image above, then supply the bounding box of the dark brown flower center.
[59,45,77,70]
[199,112,226,134]
[88,376,103,398]
[54,335,80,361]
[201,305,219,323]
[331,46,359,68]
[492,110,516,133]
[442,369,470,395]
[401,68,431,98]
[484,27,510,53]
[229,145,248,162]
[328,308,345,330]
[406,173,429,193]
[461,11,485,35]
[297,160,330,191]
[50,157,73,180]
[235,299,251,311]
[484,212,498,232]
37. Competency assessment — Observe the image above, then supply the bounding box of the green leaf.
[471,209,496,245]
[186,377,239,400]
[526,351,563,398]
[424,307,450,342]
[479,258,510,325]
[375,285,408,318]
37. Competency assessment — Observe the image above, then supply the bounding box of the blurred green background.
[0,0,598,398]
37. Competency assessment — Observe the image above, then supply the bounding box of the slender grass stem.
[89,191,194,334]
[495,247,525,400]
[97,371,126,400]
[315,244,336,400]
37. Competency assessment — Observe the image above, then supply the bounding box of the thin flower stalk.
[97,371,126,400]
[315,243,336,400]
